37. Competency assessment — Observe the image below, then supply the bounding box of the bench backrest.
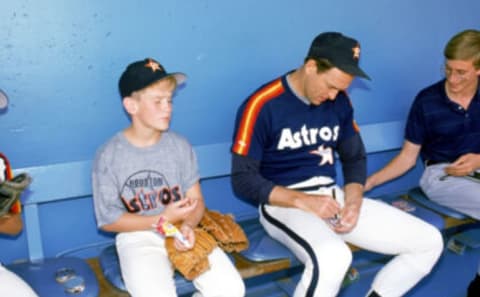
[12,120,417,262]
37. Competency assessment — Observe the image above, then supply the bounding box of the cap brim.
[171,72,187,85]
[338,64,371,80]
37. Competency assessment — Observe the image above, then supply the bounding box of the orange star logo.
[145,59,162,72]
[352,45,360,60]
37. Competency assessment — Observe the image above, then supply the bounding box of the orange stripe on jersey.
[233,79,284,155]
[352,119,360,133]
[342,92,360,133]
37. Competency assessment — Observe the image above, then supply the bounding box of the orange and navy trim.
[0,152,13,181]
[342,91,360,134]
[233,79,285,156]
[0,152,22,214]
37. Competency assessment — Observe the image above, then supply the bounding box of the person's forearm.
[268,185,305,208]
[179,182,206,227]
[101,212,160,233]
[343,183,363,210]
[369,140,421,190]
[370,154,416,187]
[182,198,205,228]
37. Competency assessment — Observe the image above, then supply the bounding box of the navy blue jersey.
[232,74,361,186]
[405,79,480,162]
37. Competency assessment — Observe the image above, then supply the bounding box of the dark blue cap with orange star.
[118,58,187,98]
[307,32,370,80]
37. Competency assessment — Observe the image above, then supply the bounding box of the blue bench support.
[9,120,450,296]
[7,162,100,296]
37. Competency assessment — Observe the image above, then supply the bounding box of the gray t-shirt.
[92,131,199,227]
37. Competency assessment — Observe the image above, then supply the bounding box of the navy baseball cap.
[307,32,370,80]
[118,58,187,98]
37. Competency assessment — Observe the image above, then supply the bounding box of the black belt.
[425,160,447,167]
[291,182,335,192]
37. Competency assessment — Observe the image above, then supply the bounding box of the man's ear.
[305,59,317,75]
[123,97,138,114]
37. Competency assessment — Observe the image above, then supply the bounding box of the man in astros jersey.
[230,32,443,297]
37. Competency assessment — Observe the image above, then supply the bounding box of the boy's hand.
[445,153,480,176]
[162,197,198,223]
[175,224,195,251]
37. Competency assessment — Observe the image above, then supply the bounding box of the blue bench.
[4,120,446,296]
[6,161,101,297]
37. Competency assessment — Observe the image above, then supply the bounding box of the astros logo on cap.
[145,59,162,72]
[352,45,360,60]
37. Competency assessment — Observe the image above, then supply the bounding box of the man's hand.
[445,153,480,177]
[294,192,341,219]
[333,204,360,233]
[332,183,363,233]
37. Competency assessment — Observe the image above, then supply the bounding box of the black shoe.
[368,291,381,297]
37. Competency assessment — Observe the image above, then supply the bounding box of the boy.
[92,58,244,297]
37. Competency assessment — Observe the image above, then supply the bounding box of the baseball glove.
[165,227,217,280]
[199,209,249,253]
[0,173,31,215]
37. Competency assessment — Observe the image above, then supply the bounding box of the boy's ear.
[123,97,138,114]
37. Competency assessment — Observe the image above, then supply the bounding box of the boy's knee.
[207,276,245,297]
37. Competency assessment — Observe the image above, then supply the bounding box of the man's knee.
[420,225,443,256]
[314,241,352,278]
[410,224,444,275]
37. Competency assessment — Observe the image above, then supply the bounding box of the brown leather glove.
[0,173,31,216]
[199,209,249,253]
[165,227,217,280]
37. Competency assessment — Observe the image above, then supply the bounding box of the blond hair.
[444,29,480,69]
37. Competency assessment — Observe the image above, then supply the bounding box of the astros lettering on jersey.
[232,74,360,186]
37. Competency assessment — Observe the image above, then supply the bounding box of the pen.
[332,188,340,223]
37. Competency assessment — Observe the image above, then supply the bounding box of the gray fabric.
[92,131,199,227]
[420,164,480,220]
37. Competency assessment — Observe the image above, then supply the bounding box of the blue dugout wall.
[1,0,479,263]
